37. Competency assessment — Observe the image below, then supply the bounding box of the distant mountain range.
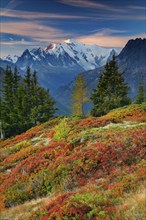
[0,38,145,114]
[54,38,146,114]
[0,39,119,92]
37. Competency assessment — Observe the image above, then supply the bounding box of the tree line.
[72,55,146,116]
[0,66,56,138]
[0,55,145,138]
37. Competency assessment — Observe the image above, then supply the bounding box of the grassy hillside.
[0,103,146,220]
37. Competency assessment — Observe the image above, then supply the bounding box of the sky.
[0,0,146,57]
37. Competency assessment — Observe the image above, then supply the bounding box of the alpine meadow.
[0,0,146,219]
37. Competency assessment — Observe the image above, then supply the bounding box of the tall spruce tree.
[135,75,146,104]
[16,82,26,133]
[91,55,130,116]
[71,73,88,115]
[24,67,32,123]
[1,66,14,136]
[1,66,56,137]
[30,88,56,124]
[31,70,38,108]
[13,67,20,94]
[12,67,21,133]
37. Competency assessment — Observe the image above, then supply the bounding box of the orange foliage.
[78,117,110,128]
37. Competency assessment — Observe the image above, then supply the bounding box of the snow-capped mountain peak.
[64,39,78,44]
[35,40,120,70]
[1,39,121,78]
[2,54,18,63]
[44,44,56,52]
[64,39,72,44]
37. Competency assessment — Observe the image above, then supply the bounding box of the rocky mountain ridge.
[0,39,119,92]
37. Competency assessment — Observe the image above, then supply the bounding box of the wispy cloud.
[58,0,125,13]
[1,7,145,22]
[1,1,145,51]
[89,28,127,35]
[1,8,88,20]
[1,20,74,44]
[87,13,145,21]
[96,14,145,21]
[1,40,35,46]
[128,6,146,10]
[2,0,24,10]
[58,0,146,20]
[76,31,145,47]
[1,21,145,49]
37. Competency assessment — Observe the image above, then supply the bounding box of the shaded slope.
[117,38,146,98]
[0,103,146,219]
[54,38,146,113]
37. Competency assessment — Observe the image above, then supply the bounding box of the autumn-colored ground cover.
[0,103,146,219]
[102,102,146,123]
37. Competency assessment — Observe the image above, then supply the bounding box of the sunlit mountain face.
[53,38,146,114]
[0,2,146,216]
[1,38,145,115]
[2,39,119,70]
[0,0,145,113]
[1,39,119,92]
[0,0,145,57]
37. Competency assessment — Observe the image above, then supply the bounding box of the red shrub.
[78,117,110,129]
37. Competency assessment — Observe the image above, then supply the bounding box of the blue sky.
[0,0,146,57]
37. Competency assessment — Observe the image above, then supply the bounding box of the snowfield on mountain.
[2,39,119,71]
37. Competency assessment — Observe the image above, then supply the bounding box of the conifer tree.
[91,55,130,116]
[32,70,38,87]
[16,82,26,133]
[1,66,56,137]
[13,67,20,94]
[24,67,32,111]
[3,66,14,108]
[11,66,21,134]
[31,70,38,108]
[1,66,14,136]
[135,75,146,104]
[71,73,88,115]
[30,87,56,125]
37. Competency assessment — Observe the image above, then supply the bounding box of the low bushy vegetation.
[0,103,146,219]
